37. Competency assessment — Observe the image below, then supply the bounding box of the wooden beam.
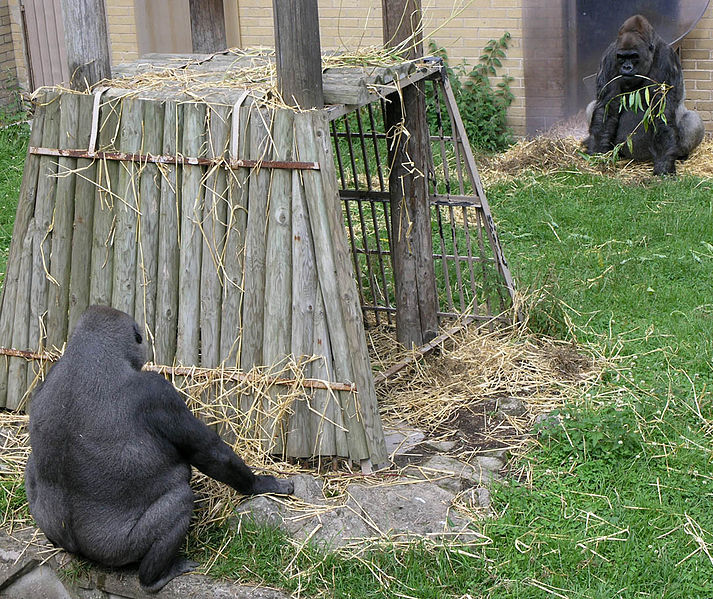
[189,0,227,53]
[382,0,439,348]
[273,0,324,109]
[59,0,111,90]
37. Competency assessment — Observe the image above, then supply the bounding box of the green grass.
[2,119,712,596]
[0,120,30,282]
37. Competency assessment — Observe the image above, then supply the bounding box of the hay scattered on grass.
[477,135,713,186]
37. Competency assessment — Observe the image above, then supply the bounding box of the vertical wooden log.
[273,0,324,109]
[200,104,229,368]
[7,227,34,410]
[154,101,182,366]
[296,111,387,464]
[111,97,143,316]
[239,109,271,371]
[68,94,99,333]
[189,0,227,53]
[60,0,111,90]
[134,100,165,359]
[176,101,206,366]
[220,105,250,366]
[26,95,62,391]
[263,109,293,452]
[382,0,439,348]
[47,92,80,350]
[289,167,318,458]
[0,102,46,408]
[294,112,369,463]
[90,96,121,306]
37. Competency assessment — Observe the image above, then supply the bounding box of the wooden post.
[382,0,439,348]
[189,0,227,53]
[59,0,111,90]
[273,0,324,109]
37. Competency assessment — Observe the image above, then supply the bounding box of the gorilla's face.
[616,24,655,86]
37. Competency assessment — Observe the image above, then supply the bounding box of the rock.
[473,456,504,473]
[476,487,492,510]
[424,439,458,453]
[345,481,471,537]
[383,422,426,457]
[496,397,526,417]
[405,455,496,494]
[1,564,73,599]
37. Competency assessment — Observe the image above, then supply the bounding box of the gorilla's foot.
[140,557,198,594]
[251,474,294,495]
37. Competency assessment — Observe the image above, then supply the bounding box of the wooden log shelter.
[0,50,515,468]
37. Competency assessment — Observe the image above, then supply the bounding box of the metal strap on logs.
[30,87,320,171]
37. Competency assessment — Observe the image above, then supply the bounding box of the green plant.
[427,35,514,153]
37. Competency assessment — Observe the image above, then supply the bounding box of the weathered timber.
[6,228,34,410]
[89,96,120,306]
[154,101,181,365]
[68,94,99,333]
[288,167,318,457]
[0,102,46,407]
[240,109,270,370]
[382,0,439,349]
[47,92,80,350]
[263,109,293,451]
[176,101,206,365]
[273,0,324,109]
[27,94,62,390]
[111,97,142,315]
[134,100,164,357]
[219,105,250,366]
[60,0,111,90]
[189,0,227,54]
[200,104,229,367]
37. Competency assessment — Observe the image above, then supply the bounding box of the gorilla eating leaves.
[25,305,293,593]
[585,14,704,175]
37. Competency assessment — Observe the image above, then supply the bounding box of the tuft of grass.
[0,119,30,284]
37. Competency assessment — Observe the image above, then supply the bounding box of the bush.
[427,34,514,153]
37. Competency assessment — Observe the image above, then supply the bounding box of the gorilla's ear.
[133,324,143,345]
[649,43,655,53]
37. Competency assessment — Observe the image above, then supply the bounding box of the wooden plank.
[293,112,369,463]
[0,100,46,408]
[59,0,111,89]
[263,109,293,452]
[154,101,182,366]
[68,93,100,333]
[296,110,387,464]
[189,0,227,54]
[111,97,143,315]
[176,101,206,366]
[219,105,250,366]
[46,92,80,350]
[134,100,164,359]
[89,96,121,306]
[273,0,324,109]
[7,226,34,410]
[26,93,62,389]
[239,109,270,370]
[288,167,318,458]
[199,104,229,368]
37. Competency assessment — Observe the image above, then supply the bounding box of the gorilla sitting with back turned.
[25,305,293,593]
[585,14,704,175]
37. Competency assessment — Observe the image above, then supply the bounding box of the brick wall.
[0,0,20,112]
[105,0,138,64]
[680,10,713,125]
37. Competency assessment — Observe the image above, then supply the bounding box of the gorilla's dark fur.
[25,305,293,593]
[585,14,704,175]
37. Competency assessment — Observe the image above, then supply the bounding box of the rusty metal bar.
[28,146,320,171]
[0,346,356,392]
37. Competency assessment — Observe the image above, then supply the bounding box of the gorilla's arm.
[143,373,293,495]
[586,44,621,154]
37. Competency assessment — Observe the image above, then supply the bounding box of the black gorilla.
[25,305,293,593]
[585,14,704,175]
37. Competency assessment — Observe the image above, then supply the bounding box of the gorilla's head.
[69,305,147,371]
[616,15,656,85]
